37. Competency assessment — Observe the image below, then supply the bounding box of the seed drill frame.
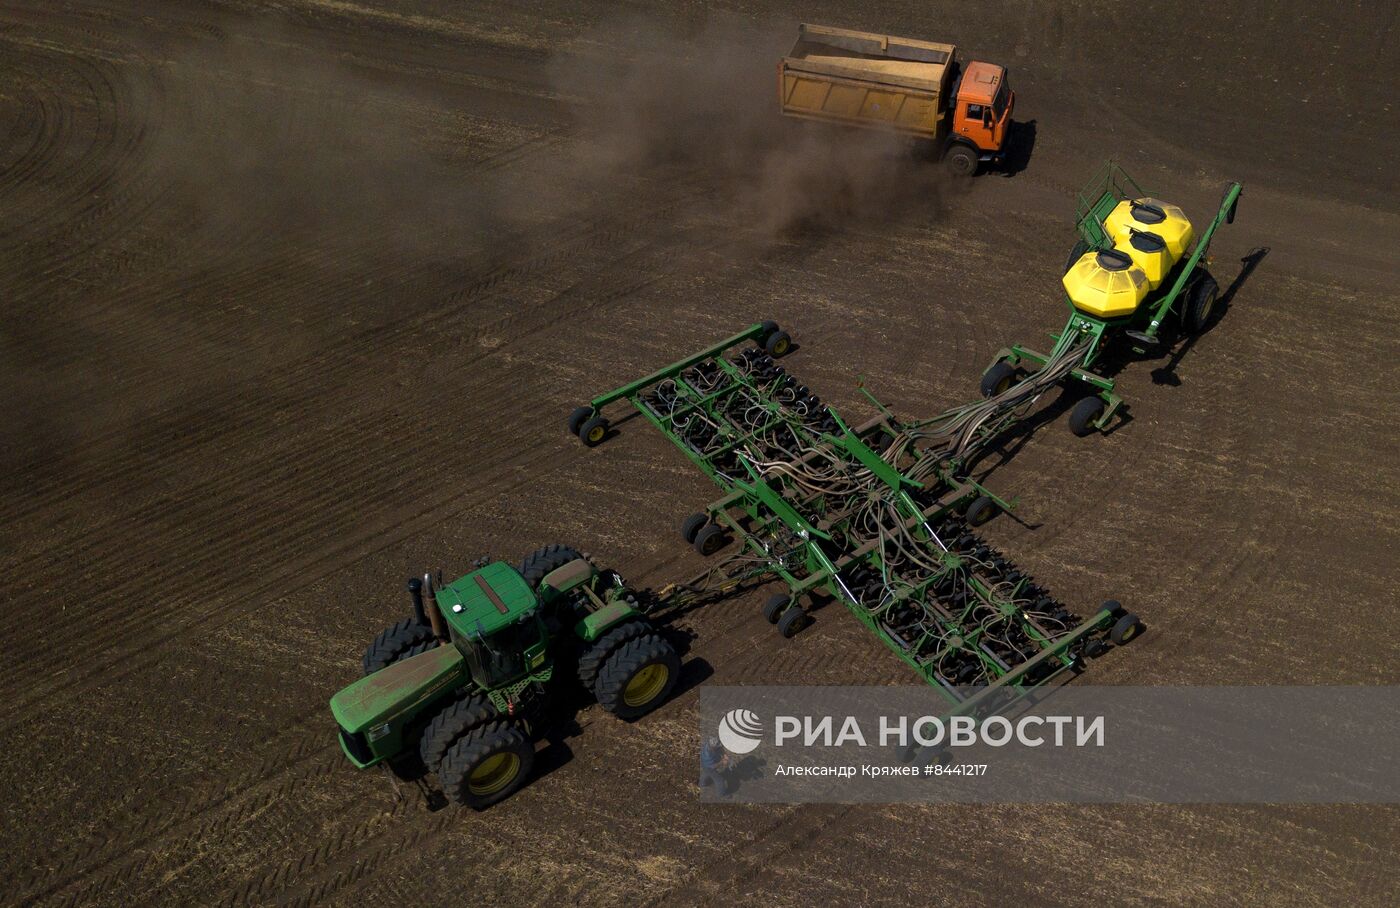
[573,322,1141,717]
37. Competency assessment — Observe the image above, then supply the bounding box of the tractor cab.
[436,561,550,688]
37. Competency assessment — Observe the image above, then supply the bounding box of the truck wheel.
[594,633,680,720]
[1068,396,1105,437]
[578,415,609,447]
[577,619,653,692]
[944,145,978,177]
[362,618,437,676]
[680,513,709,545]
[567,406,593,437]
[965,495,1000,527]
[980,361,1018,398]
[419,694,496,771]
[777,606,810,638]
[762,594,789,624]
[1182,272,1219,334]
[1109,612,1144,645]
[439,721,534,810]
[693,523,727,557]
[1064,240,1089,274]
[518,544,584,589]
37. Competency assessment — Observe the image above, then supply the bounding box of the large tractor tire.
[577,619,654,692]
[362,618,436,676]
[518,544,584,589]
[594,633,681,720]
[438,721,535,810]
[419,694,497,771]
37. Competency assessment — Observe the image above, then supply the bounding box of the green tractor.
[330,544,681,809]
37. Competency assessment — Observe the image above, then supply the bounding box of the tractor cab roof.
[436,561,538,639]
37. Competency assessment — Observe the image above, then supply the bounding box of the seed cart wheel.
[518,543,584,588]
[777,606,810,638]
[567,406,593,437]
[759,320,779,341]
[693,523,727,557]
[765,330,792,358]
[438,721,534,810]
[594,633,681,720]
[419,694,496,771]
[1083,639,1109,659]
[965,495,1000,527]
[944,144,978,177]
[1182,271,1219,334]
[1109,612,1144,646]
[362,618,437,676]
[762,593,789,624]
[680,513,709,545]
[1064,239,1089,274]
[980,361,1018,398]
[1068,396,1105,437]
[578,415,610,447]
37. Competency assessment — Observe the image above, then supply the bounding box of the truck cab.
[951,61,1013,155]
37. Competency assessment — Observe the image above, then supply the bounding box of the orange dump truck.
[778,24,1015,175]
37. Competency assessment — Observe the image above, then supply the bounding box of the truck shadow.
[999,119,1036,176]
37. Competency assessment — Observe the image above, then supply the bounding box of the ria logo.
[717,708,763,754]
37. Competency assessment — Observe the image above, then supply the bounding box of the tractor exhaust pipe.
[407,577,428,628]
[422,572,449,643]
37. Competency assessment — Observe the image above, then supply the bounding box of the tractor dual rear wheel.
[518,544,585,589]
[438,721,535,810]
[577,619,654,692]
[594,633,680,720]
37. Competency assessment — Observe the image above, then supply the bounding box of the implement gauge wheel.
[1068,396,1105,437]
[765,330,792,357]
[594,633,681,720]
[693,523,728,556]
[1110,612,1144,646]
[980,361,1018,398]
[777,606,810,638]
[965,495,1000,527]
[567,406,592,437]
[680,513,709,545]
[1182,271,1219,334]
[762,594,788,624]
[438,721,534,810]
[578,414,609,447]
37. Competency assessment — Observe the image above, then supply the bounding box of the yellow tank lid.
[1113,230,1173,290]
[1105,198,1195,259]
[1062,248,1149,318]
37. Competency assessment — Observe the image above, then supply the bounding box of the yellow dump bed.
[778,24,956,138]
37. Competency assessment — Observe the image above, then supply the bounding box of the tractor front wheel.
[439,721,535,810]
[419,694,496,772]
[518,544,585,589]
[595,633,680,720]
[362,618,436,676]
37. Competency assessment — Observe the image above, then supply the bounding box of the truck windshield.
[993,82,1010,119]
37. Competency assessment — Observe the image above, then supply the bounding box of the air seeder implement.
[981,162,1243,434]
[570,321,1143,719]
